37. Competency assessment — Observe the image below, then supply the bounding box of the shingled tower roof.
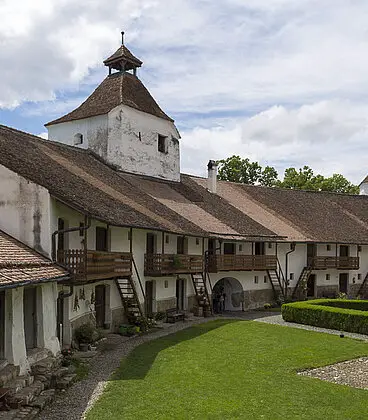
[46,32,173,126]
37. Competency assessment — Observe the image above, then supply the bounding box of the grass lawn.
[86,320,368,420]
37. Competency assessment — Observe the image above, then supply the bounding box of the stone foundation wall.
[348,284,362,298]
[156,297,177,312]
[316,285,339,298]
[243,289,274,310]
[188,295,198,312]
[111,308,126,332]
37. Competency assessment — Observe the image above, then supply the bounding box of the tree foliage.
[217,156,359,194]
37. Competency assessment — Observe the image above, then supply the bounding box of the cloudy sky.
[1,0,368,183]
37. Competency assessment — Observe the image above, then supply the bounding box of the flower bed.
[282,299,368,335]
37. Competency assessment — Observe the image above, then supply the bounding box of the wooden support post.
[129,228,133,254]
[162,232,165,255]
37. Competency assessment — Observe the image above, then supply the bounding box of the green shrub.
[282,299,368,335]
[74,323,99,344]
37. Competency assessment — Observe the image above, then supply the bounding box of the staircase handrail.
[132,257,146,301]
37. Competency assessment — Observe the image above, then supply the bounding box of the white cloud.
[181,100,368,184]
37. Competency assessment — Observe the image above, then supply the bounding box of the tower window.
[158,135,168,154]
[74,133,83,145]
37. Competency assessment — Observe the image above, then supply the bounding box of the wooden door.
[177,237,187,255]
[145,281,154,316]
[339,245,349,257]
[24,288,37,349]
[339,273,349,294]
[307,274,316,297]
[307,244,317,266]
[176,278,185,311]
[96,227,108,252]
[95,285,106,328]
[208,239,216,255]
[146,233,156,255]
[0,291,5,360]
[57,218,65,251]
[254,242,265,255]
[224,243,236,255]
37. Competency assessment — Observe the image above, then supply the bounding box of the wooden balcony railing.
[57,249,132,282]
[207,254,277,273]
[144,254,203,276]
[309,256,359,270]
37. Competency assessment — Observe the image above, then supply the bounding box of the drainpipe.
[57,284,74,348]
[51,216,91,262]
[285,243,296,299]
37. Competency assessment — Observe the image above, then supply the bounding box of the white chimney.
[207,160,218,193]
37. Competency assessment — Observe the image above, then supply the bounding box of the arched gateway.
[212,277,244,312]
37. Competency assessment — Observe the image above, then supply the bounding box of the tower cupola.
[103,31,143,76]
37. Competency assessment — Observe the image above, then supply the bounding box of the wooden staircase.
[267,269,285,300]
[357,272,368,298]
[115,276,146,324]
[292,266,312,299]
[191,273,213,313]
[266,257,287,301]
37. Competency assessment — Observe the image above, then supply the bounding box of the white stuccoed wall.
[360,182,368,195]
[107,105,180,181]
[0,165,52,256]
[47,115,109,158]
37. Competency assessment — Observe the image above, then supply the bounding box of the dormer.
[360,175,368,195]
[45,32,181,182]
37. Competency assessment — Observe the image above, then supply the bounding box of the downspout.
[285,243,296,299]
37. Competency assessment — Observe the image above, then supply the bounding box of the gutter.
[0,274,70,291]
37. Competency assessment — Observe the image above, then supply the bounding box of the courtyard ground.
[85,319,367,420]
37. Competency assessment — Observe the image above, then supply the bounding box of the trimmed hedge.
[282,299,368,335]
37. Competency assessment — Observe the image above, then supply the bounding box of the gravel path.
[37,312,368,419]
[299,357,368,389]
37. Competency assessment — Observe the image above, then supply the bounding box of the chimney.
[121,31,125,45]
[207,160,218,193]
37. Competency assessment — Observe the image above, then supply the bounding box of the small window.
[254,276,259,284]
[158,134,168,154]
[164,280,168,289]
[165,235,170,244]
[290,273,294,281]
[74,133,83,145]
[358,245,362,252]
[268,243,272,249]
[239,244,243,252]
[326,244,331,251]
[264,276,268,283]
[358,273,362,281]
[196,238,200,246]
[326,274,330,281]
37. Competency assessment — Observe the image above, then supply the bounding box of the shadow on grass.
[111,319,241,381]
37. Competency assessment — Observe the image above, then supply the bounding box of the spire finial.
[121,31,125,45]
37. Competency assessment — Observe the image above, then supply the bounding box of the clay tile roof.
[45,72,173,126]
[103,45,142,67]
[0,230,68,288]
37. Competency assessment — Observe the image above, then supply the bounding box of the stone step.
[55,373,77,390]
[28,389,56,410]
[5,375,34,397]
[30,357,58,376]
[0,365,20,387]
[7,381,44,408]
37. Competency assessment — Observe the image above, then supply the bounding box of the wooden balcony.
[144,254,203,276]
[309,256,359,270]
[207,254,277,273]
[57,249,132,282]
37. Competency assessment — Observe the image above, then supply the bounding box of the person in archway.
[219,287,226,313]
